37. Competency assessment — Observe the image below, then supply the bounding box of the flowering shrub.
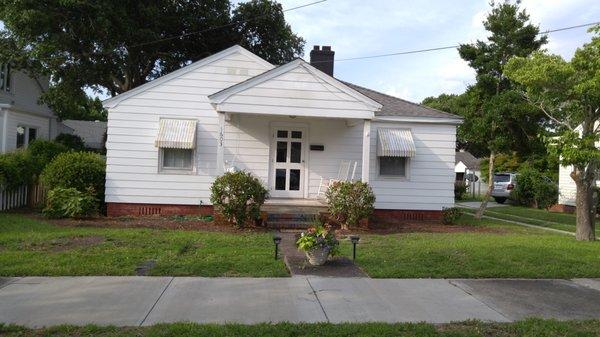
[210,171,268,227]
[326,181,375,230]
[296,224,339,256]
[442,207,464,225]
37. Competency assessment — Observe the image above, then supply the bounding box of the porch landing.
[262,198,327,229]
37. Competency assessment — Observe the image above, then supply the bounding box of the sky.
[279,0,600,102]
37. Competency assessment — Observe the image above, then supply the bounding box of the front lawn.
[2,319,600,337]
[0,213,288,277]
[344,215,600,278]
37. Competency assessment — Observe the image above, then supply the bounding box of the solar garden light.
[350,235,360,261]
[273,236,282,260]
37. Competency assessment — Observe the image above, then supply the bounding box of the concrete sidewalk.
[1,277,600,327]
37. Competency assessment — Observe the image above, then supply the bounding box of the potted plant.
[296,224,339,266]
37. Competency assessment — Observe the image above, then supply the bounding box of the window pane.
[291,131,302,139]
[276,141,287,163]
[163,148,193,169]
[290,169,300,190]
[275,169,286,190]
[379,157,406,176]
[277,130,288,138]
[16,126,25,148]
[28,128,37,143]
[290,142,301,163]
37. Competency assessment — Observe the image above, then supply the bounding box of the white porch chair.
[316,160,357,198]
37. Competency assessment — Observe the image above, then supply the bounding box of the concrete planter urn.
[305,246,330,266]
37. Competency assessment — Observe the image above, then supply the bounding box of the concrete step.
[265,212,320,229]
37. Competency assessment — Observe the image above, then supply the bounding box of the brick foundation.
[372,209,443,224]
[107,202,214,217]
[548,204,576,214]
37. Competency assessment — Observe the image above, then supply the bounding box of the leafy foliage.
[505,25,600,240]
[55,133,86,151]
[0,150,35,190]
[40,152,106,203]
[479,152,559,182]
[454,181,468,200]
[43,187,98,218]
[326,181,375,230]
[27,140,69,175]
[511,167,558,209]
[0,0,304,120]
[296,223,339,256]
[210,171,268,227]
[442,207,464,225]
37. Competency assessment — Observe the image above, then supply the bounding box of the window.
[160,148,194,171]
[0,63,11,92]
[379,157,407,177]
[16,125,38,149]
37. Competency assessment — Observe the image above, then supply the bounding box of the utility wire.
[128,0,327,49]
[312,21,600,63]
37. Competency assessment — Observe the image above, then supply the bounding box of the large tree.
[505,26,600,241]
[457,2,547,217]
[0,0,304,120]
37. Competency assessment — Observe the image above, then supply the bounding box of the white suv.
[490,173,518,204]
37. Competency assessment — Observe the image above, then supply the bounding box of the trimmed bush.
[454,181,467,200]
[55,133,86,151]
[27,140,69,175]
[210,171,268,227]
[43,187,98,218]
[326,181,375,230]
[512,167,558,209]
[41,151,106,202]
[0,150,35,190]
[442,207,464,225]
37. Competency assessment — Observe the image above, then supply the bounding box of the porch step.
[265,212,320,229]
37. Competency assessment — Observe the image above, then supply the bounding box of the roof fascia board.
[374,116,463,125]
[103,45,273,109]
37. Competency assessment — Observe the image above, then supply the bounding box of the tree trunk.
[572,170,596,241]
[475,151,495,219]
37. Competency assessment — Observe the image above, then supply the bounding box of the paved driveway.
[2,277,600,327]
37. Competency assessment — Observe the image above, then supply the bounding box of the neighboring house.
[60,119,107,149]
[0,64,60,153]
[557,164,598,211]
[455,150,481,183]
[102,45,462,221]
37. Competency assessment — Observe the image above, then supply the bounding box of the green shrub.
[210,171,268,227]
[512,167,558,209]
[27,140,69,174]
[0,150,35,190]
[454,181,467,200]
[43,187,98,218]
[41,151,106,202]
[326,181,375,230]
[55,133,86,151]
[442,207,464,225]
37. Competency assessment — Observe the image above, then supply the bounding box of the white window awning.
[377,128,416,157]
[155,119,197,149]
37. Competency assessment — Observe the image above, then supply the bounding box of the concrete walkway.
[2,277,600,327]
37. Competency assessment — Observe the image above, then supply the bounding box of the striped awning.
[377,128,416,157]
[155,119,197,149]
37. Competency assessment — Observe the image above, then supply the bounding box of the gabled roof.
[342,82,462,120]
[455,151,481,169]
[103,45,274,108]
[209,59,382,111]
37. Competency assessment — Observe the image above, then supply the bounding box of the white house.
[102,45,462,222]
[0,64,60,153]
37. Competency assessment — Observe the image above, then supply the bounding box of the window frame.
[158,147,196,175]
[377,156,410,180]
[16,125,38,149]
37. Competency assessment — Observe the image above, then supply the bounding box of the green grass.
[344,215,600,278]
[2,319,600,337]
[0,213,288,277]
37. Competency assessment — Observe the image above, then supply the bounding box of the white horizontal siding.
[105,51,272,205]
[3,110,51,152]
[369,122,456,211]
[558,164,576,206]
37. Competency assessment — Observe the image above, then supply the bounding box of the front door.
[270,127,306,198]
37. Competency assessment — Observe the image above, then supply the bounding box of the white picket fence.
[0,184,45,211]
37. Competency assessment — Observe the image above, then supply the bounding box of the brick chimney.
[309,45,334,76]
